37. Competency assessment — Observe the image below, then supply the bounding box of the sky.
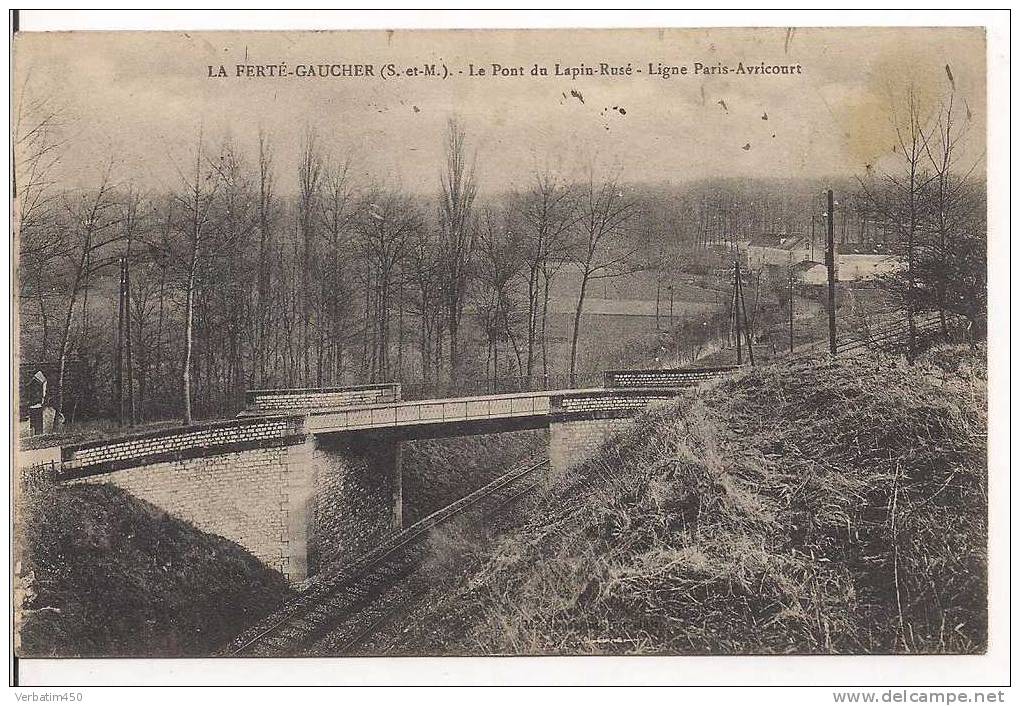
[13,26,986,196]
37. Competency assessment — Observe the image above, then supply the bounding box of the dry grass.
[404,344,987,655]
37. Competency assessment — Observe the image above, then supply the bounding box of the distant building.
[745,233,813,270]
[835,242,906,281]
[790,243,906,285]
[793,260,828,286]
[704,234,751,254]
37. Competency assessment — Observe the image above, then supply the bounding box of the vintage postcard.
[9,14,1005,689]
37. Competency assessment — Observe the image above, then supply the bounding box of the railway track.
[228,455,547,656]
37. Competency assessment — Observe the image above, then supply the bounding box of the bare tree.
[53,159,123,415]
[437,119,479,375]
[475,206,526,387]
[208,140,257,403]
[519,171,580,384]
[568,169,638,385]
[355,188,419,381]
[14,85,71,363]
[406,220,449,390]
[860,86,937,357]
[253,130,277,386]
[317,151,357,384]
[297,128,323,383]
[13,86,68,260]
[921,91,984,336]
[173,133,220,425]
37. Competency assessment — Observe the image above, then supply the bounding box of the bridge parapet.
[244,383,401,414]
[603,366,737,388]
[549,387,684,420]
[60,415,307,477]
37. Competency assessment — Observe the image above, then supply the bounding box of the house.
[835,242,906,281]
[745,233,813,270]
[793,260,828,286]
[791,243,906,286]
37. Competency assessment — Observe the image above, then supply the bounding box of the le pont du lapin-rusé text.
[208,60,805,80]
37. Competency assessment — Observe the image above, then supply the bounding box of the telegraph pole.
[115,256,126,424]
[736,262,755,367]
[668,283,674,327]
[826,189,837,355]
[734,259,742,365]
[125,254,136,426]
[788,260,795,354]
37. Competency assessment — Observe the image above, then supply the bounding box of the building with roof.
[745,233,814,270]
[793,260,828,286]
[835,242,906,281]
[787,243,906,286]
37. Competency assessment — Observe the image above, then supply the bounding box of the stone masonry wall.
[310,433,401,573]
[68,440,315,582]
[548,417,632,474]
[247,384,401,413]
[61,416,305,475]
[551,391,677,415]
[603,367,735,388]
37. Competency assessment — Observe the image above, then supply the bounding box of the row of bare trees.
[16,107,645,425]
[14,79,986,427]
[859,85,987,348]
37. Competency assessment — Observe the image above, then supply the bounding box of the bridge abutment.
[309,432,402,574]
[58,416,314,583]
[548,416,631,475]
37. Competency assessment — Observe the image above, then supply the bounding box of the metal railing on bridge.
[399,373,603,401]
[305,389,555,434]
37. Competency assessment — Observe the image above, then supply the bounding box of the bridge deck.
[305,387,685,435]
[307,389,561,434]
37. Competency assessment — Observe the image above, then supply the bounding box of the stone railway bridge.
[48,367,734,583]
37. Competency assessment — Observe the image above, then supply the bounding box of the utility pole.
[826,189,837,355]
[124,253,136,426]
[668,283,674,327]
[788,260,795,354]
[734,259,742,365]
[115,256,126,425]
[736,260,755,366]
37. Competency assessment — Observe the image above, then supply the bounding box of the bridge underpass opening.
[400,428,549,526]
[306,419,550,576]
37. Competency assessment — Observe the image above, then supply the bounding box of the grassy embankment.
[387,344,987,655]
[15,482,294,657]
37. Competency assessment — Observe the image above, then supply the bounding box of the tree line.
[15,83,986,428]
[17,110,665,424]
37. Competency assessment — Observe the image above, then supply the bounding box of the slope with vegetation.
[15,482,294,657]
[379,345,987,655]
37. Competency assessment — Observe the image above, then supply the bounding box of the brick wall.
[309,433,401,573]
[67,441,315,582]
[246,384,401,413]
[603,367,736,388]
[548,417,631,474]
